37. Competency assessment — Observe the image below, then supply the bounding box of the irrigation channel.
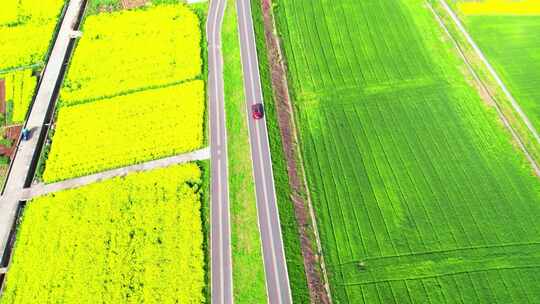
[0,0,88,289]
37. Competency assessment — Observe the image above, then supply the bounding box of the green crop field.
[274,0,540,302]
[464,16,540,135]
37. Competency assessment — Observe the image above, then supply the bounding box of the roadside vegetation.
[250,0,311,303]
[2,164,205,303]
[431,0,540,169]
[222,1,267,302]
[274,0,540,302]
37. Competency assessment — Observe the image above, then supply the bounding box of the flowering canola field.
[61,4,202,105]
[0,0,65,70]
[3,69,37,123]
[2,164,205,303]
[42,3,206,182]
[43,81,204,182]
[459,0,540,15]
[0,0,65,131]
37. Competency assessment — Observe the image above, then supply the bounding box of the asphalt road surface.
[0,0,85,255]
[236,0,293,303]
[207,0,234,303]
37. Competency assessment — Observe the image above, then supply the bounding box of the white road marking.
[238,0,285,302]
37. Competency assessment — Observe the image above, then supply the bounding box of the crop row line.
[337,264,540,287]
[331,240,540,267]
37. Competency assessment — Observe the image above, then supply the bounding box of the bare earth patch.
[121,0,148,10]
[0,125,22,159]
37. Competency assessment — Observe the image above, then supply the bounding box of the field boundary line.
[427,2,540,177]
[16,147,210,201]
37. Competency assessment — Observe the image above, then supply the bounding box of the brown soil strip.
[0,125,22,159]
[259,1,331,303]
[5,125,21,142]
[121,0,148,10]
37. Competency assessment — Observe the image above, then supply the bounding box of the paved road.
[207,0,234,303]
[15,147,210,201]
[236,0,292,303]
[0,0,84,254]
[440,0,540,145]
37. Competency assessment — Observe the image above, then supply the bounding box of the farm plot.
[42,81,204,182]
[0,0,65,70]
[40,3,206,182]
[275,0,540,302]
[61,4,202,105]
[0,0,65,183]
[2,164,205,303]
[461,15,540,141]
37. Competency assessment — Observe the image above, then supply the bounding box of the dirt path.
[259,0,332,302]
[12,147,211,201]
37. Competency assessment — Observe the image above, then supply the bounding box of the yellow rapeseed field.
[3,164,205,303]
[3,69,37,123]
[0,0,64,126]
[459,0,540,15]
[43,81,204,182]
[61,4,202,105]
[0,0,65,69]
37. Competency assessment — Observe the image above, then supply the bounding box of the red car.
[252,103,264,120]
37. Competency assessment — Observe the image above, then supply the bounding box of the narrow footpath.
[17,148,210,201]
[0,0,85,254]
